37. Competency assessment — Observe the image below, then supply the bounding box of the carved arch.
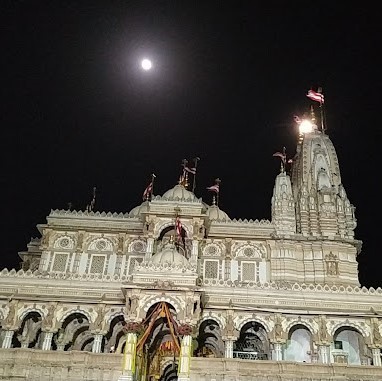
[142,295,183,314]
[236,316,272,333]
[285,319,317,336]
[330,321,369,338]
[106,310,125,325]
[58,307,92,324]
[87,237,115,252]
[18,306,44,322]
[199,313,225,330]
[53,236,76,250]
[154,220,192,239]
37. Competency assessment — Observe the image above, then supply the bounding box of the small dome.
[162,184,197,202]
[151,241,189,266]
[207,204,230,222]
[129,200,149,217]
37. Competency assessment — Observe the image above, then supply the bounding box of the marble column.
[191,240,199,263]
[41,331,53,350]
[319,344,330,364]
[119,333,137,381]
[144,237,154,260]
[92,333,103,353]
[1,330,14,349]
[224,339,234,358]
[178,335,192,381]
[272,343,283,361]
[372,348,382,366]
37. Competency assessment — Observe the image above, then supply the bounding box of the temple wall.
[1,349,382,381]
[189,357,382,381]
[0,349,123,381]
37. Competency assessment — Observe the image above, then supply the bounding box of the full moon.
[141,58,152,71]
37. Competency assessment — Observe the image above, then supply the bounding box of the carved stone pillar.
[92,333,104,353]
[224,339,235,358]
[178,335,192,381]
[1,330,14,349]
[145,237,154,260]
[318,344,330,364]
[372,348,382,366]
[41,331,53,350]
[191,239,199,263]
[20,339,29,348]
[119,333,137,381]
[272,342,283,361]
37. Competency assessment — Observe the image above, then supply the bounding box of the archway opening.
[284,324,313,362]
[135,302,181,381]
[234,321,269,360]
[194,319,223,358]
[332,326,368,365]
[12,311,42,349]
[58,312,90,351]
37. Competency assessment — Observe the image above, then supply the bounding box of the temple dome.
[162,184,197,202]
[150,241,189,266]
[206,204,230,222]
[129,200,149,217]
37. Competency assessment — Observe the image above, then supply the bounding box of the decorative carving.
[117,235,124,253]
[76,232,84,252]
[185,297,194,317]
[152,280,175,289]
[126,295,140,317]
[3,300,18,328]
[91,304,106,332]
[318,316,328,342]
[273,314,283,341]
[223,313,237,338]
[372,319,382,345]
[42,302,57,330]
[325,252,339,276]
[41,231,50,249]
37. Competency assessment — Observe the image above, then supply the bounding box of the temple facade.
[1,117,382,381]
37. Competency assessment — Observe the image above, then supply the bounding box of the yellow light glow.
[299,119,314,134]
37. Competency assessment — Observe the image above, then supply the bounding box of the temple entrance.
[133,302,181,381]
[159,363,178,381]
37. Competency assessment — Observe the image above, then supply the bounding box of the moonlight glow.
[141,58,152,71]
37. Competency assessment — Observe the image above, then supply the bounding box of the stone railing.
[0,348,123,381]
[0,268,132,282]
[190,357,382,381]
[202,278,382,295]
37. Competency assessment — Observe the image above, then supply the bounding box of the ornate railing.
[233,351,268,360]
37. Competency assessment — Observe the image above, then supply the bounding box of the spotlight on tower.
[299,119,314,134]
[141,58,152,71]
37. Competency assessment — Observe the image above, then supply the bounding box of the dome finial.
[179,159,189,188]
[310,105,316,125]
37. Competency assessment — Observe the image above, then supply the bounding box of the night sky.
[2,2,381,287]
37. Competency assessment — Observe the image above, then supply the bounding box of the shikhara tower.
[0,111,381,381]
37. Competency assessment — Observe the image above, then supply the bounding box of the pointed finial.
[310,105,316,124]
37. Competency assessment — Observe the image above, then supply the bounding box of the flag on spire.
[183,166,197,175]
[307,89,324,104]
[86,187,96,212]
[142,181,153,201]
[175,216,182,239]
[142,174,156,201]
[207,184,220,193]
[272,151,286,163]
